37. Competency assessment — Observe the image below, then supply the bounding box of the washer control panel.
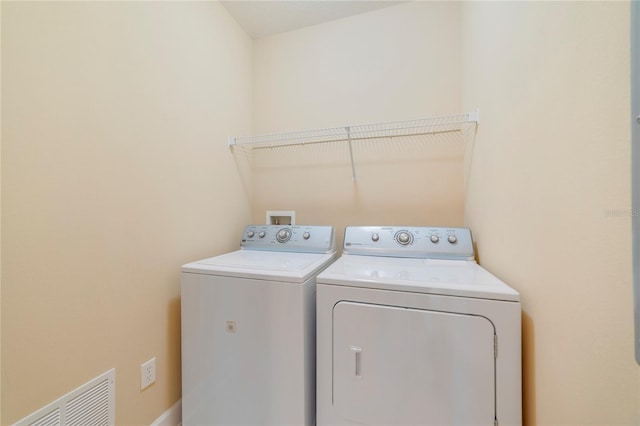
[343,226,474,260]
[241,225,335,253]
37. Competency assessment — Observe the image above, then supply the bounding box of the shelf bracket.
[346,126,357,182]
[468,109,480,124]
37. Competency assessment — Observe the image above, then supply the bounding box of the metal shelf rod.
[234,128,463,151]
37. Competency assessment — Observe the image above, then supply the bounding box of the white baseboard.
[151,399,181,426]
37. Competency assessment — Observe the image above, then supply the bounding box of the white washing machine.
[181,225,336,426]
[316,226,521,426]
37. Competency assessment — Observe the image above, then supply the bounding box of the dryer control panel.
[343,226,474,260]
[241,225,335,254]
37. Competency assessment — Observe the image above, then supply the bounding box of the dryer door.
[333,301,495,425]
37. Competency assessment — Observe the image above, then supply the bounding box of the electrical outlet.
[141,357,156,391]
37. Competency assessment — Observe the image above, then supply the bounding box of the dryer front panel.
[333,301,495,425]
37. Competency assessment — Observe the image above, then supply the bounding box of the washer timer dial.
[277,228,292,243]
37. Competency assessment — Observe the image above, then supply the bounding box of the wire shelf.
[229,111,479,181]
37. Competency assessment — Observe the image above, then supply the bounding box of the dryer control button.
[430,235,440,243]
[303,232,311,239]
[258,231,266,238]
[447,235,458,244]
[247,231,255,238]
[371,233,380,242]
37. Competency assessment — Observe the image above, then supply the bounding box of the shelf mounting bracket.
[346,126,357,182]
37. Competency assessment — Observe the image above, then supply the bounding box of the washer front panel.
[182,273,317,426]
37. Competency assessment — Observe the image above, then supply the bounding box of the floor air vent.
[13,369,115,426]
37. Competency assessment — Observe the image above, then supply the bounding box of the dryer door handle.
[349,346,363,378]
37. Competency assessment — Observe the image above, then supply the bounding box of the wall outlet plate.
[141,357,156,391]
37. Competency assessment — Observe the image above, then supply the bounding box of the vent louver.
[12,369,115,426]
[28,409,60,426]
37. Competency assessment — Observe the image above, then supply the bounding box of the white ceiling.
[220,1,408,39]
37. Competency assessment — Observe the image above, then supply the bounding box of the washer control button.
[277,228,292,243]
[371,233,380,242]
[247,231,255,238]
[303,232,310,240]
[430,235,440,244]
[258,231,266,238]
[447,235,458,244]
[396,231,412,245]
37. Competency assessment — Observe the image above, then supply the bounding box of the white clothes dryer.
[182,225,336,426]
[316,226,521,426]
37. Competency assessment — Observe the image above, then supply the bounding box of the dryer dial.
[395,231,412,245]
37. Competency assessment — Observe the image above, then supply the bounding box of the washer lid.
[316,255,519,302]
[181,249,337,283]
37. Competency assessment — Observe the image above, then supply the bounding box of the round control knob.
[430,235,440,243]
[258,231,266,238]
[247,231,255,238]
[447,235,458,244]
[277,228,291,243]
[303,232,310,240]
[371,233,380,242]
[396,231,411,245]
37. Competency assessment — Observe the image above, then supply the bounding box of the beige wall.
[250,1,465,244]
[252,1,462,133]
[1,2,252,425]
[462,1,638,424]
